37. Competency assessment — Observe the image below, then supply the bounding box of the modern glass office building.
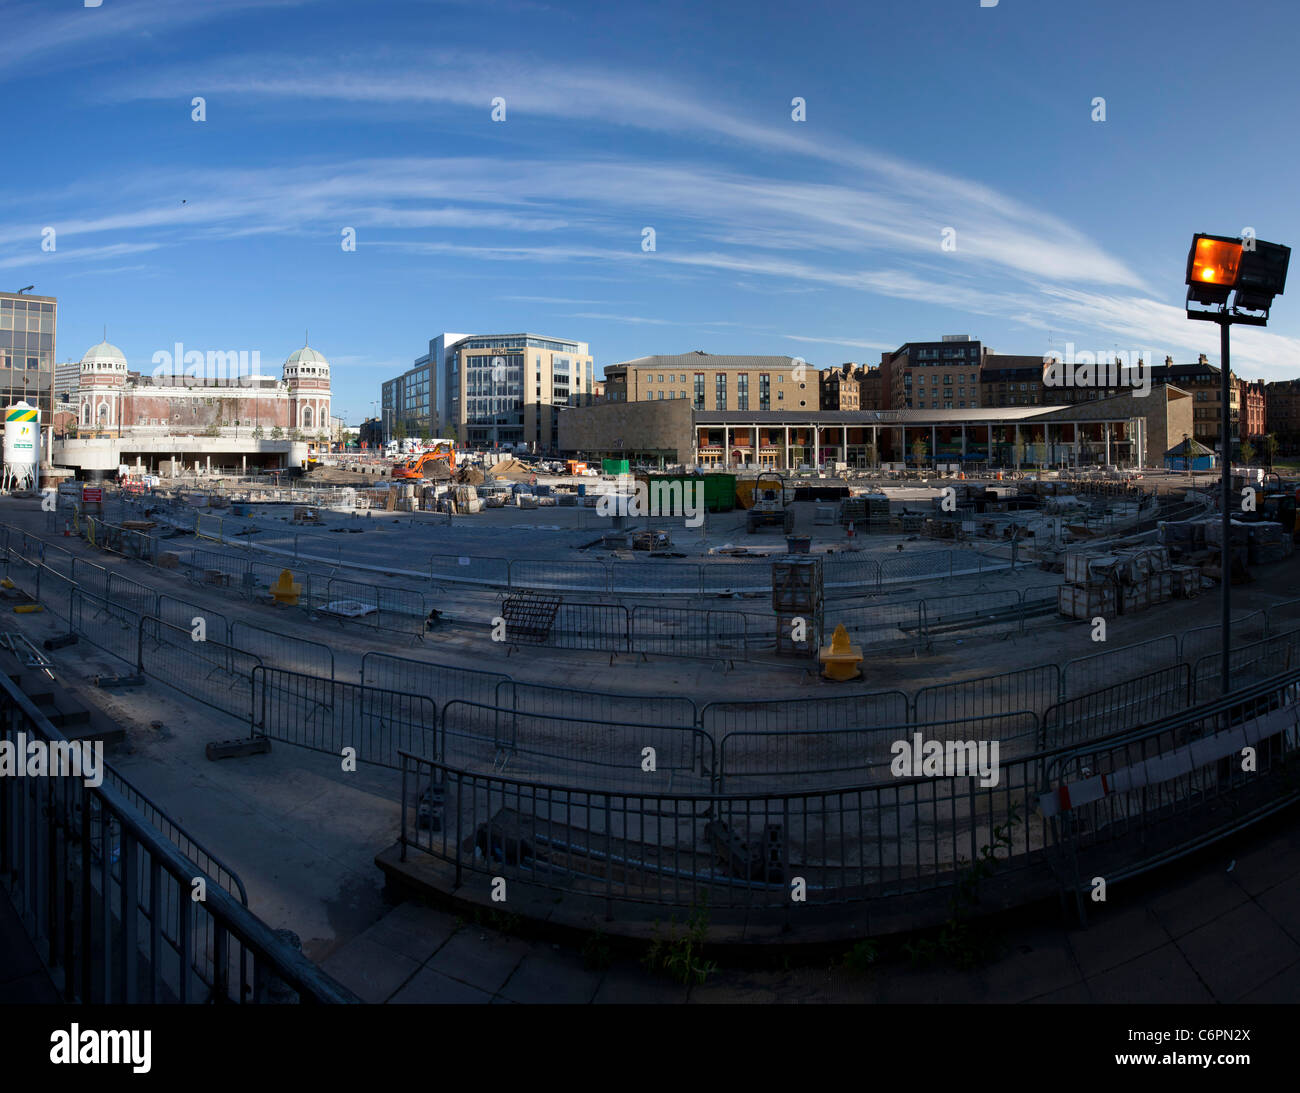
[0,291,57,465]
[382,332,593,451]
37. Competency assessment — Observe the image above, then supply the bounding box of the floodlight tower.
[1185,233,1291,695]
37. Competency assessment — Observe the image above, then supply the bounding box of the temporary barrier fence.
[250,667,437,770]
[0,672,359,1003]
[716,711,1038,792]
[1061,635,1181,699]
[137,616,261,722]
[913,664,1062,726]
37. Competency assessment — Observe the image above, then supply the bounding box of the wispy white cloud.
[783,334,897,353]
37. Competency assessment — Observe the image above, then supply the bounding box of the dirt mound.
[457,465,485,486]
[488,458,533,481]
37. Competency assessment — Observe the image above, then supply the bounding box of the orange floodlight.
[1188,235,1243,287]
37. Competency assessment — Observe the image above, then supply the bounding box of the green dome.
[81,340,127,365]
[285,346,329,367]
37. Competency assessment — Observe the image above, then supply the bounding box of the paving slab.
[1145,863,1250,939]
[498,947,603,1004]
[1254,872,1300,944]
[363,902,461,964]
[1065,905,1169,978]
[1223,832,1300,898]
[321,934,422,1004]
[1086,945,1213,1004]
[1236,958,1300,1003]
[389,966,494,1004]
[1176,901,1300,1001]
[424,928,532,994]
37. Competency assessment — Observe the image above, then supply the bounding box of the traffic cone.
[63,519,71,537]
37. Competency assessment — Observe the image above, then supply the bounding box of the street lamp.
[1185,231,1291,697]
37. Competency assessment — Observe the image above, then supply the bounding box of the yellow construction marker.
[14,604,43,614]
[819,623,863,682]
[0,578,14,589]
[271,569,301,606]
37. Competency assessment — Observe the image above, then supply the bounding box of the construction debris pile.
[1160,517,1294,572]
[1058,545,1198,620]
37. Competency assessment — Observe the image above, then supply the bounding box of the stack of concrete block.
[1249,521,1293,565]
[1170,565,1201,597]
[1059,546,1173,619]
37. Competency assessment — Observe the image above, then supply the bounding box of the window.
[679,375,686,383]
[693,373,705,410]
[737,373,749,411]
[759,373,770,410]
[657,375,664,383]
[715,374,727,411]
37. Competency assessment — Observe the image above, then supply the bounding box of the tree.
[866,442,879,469]
[393,420,408,441]
[1266,432,1280,467]
[911,436,928,468]
[1013,435,1026,469]
[252,425,264,440]
[1240,439,1256,467]
[270,425,283,440]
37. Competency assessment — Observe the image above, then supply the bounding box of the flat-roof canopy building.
[558,385,1192,471]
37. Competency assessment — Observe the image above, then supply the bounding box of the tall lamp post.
[1185,232,1291,696]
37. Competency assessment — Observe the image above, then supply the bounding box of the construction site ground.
[2,486,1296,1002]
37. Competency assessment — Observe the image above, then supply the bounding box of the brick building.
[880,336,982,411]
[819,363,861,410]
[74,341,332,438]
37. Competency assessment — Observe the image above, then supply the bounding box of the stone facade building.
[74,341,332,438]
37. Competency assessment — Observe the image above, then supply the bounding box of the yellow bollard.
[270,569,301,606]
[818,623,863,682]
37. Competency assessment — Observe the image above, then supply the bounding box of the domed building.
[60,337,334,476]
[283,344,332,433]
[77,340,130,431]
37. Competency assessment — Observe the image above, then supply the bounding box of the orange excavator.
[393,441,456,480]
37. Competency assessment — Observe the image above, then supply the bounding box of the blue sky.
[4,0,1300,421]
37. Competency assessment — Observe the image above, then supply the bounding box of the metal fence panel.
[879,550,954,585]
[71,557,110,600]
[629,605,750,658]
[509,558,606,591]
[700,691,910,739]
[1041,664,1191,748]
[251,667,437,769]
[718,711,1039,791]
[70,589,140,666]
[157,594,232,646]
[1180,611,1268,664]
[913,664,1062,725]
[230,620,335,679]
[502,680,698,731]
[1061,635,1180,699]
[429,554,509,586]
[439,699,710,790]
[107,571,160,622]
[137,616,260,721]
[360,652,508,708]
[36,563,75,621]
[1193,629,1300,702]
[399,750,1051,914]
[922,589,1023,640]
[825,598,923,650]
[318,577,429,635]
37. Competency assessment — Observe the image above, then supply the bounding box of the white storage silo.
[3,401,40,492]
